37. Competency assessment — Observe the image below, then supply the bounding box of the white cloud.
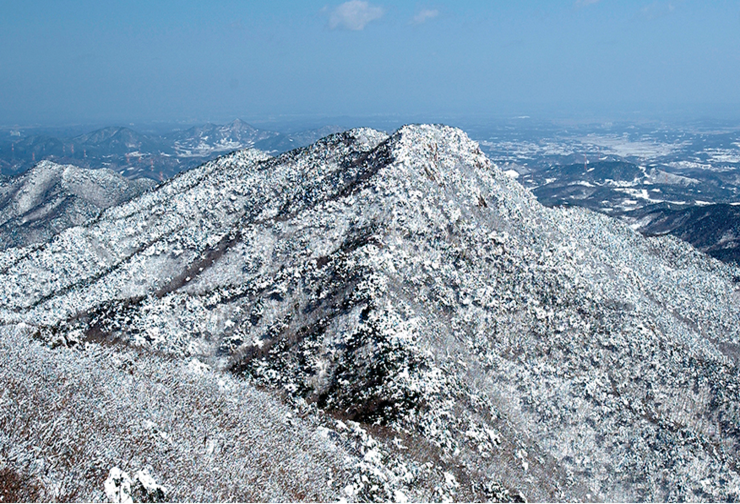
[411,9,439,25]
[574,0,600,7]
[640,1,675,20]
[328,1,384,31]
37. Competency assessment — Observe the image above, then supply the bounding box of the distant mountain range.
[622,202,740,264]
[168,119,280,157]
[514,159,740,264]
[523,160,739,212]
[0,120,343,181]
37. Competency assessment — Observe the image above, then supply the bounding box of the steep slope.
[0,160,155,250]
[1,125,740,501]
[521,159,740,267]
[0,326,352,502]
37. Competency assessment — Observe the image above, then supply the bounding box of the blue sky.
[1,1,739,125]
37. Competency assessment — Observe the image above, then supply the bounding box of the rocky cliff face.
[1,125,740,501]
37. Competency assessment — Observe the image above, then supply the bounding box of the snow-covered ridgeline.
[0,125,739,501]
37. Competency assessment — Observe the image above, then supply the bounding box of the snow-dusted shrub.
[0,326,351,502]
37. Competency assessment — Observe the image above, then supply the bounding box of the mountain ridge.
[0,160,154,251]
[0,120,351,182]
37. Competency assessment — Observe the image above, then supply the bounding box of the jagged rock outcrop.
[1,125,740,501]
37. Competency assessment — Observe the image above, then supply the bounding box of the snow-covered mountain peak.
[0,160,155,250]
[1,125,740,501]
[388,124,482,161]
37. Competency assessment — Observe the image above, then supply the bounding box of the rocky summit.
[1,125,740,502]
